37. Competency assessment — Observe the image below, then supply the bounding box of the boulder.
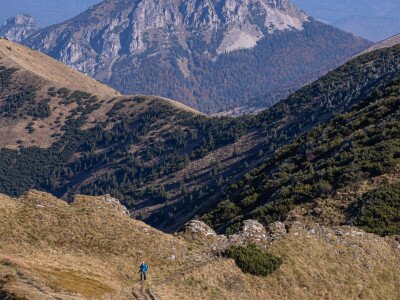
[239,220,268,241]
[182,220,218,237]
[268,221,287,238]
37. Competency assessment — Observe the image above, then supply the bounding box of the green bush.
[353,184,400,236]
[224,244,282,277]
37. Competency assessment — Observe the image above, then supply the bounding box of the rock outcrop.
[182,220,219,237]
[182,219,289,251]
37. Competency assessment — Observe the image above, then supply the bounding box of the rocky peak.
[99,194,130,216]
[239,219,268,240]
[27,0,309,73]
[71,194,130,216]
[0,14,39,42]
[181,219,289,252]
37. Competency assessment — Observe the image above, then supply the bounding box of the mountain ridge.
[203,45,400,234]
[0,0,102,27]
[1,35,400,300]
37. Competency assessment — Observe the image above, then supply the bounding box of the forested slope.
[204,49,400,234]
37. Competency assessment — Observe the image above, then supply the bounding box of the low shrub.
[353,184,400,236]
[224,244,282,276]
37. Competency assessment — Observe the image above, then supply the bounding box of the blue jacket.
[140,263,148,273]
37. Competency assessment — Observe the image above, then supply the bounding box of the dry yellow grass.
[0,39,119,97]
[0,191,399,299]
[0,39,201,149]
[155,225,400,300]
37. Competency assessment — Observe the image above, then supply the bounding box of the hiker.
[139,262,148,281]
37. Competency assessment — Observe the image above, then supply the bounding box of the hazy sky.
[293,0,400,41]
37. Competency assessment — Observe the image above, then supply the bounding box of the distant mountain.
[23,0,371,113]
[293,0,400,42]
[0,14,38,42]
[0,0,101,27]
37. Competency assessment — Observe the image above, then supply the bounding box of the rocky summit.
[23,0,371,113]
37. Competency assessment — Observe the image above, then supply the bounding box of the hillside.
[1,191,399,299]
[2,38,400,233]
[0,37,267,232]
[22,0,371,113]
[203,46,400,234]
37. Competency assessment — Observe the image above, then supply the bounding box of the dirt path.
[132,281,148,300]
[132,258,221,300]
[132,280,159,300]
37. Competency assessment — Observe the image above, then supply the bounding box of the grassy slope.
[0,191,399,299]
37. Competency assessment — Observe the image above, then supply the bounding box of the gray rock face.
[0,15,39,42]
[182,220,218,237]
[181,219,283,251]
[23,0,371,113]
[239,219,268,241]
[27,0,307,75]
[268,221,287,238]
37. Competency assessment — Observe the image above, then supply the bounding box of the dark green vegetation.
[0,63,263,228]
[0,66,17,87]
[224,244,282,277]
[0,67,50,119]
[203,46,400,234]
[0,87,252,198]
[141,40,400,228]
[352,184,400,236]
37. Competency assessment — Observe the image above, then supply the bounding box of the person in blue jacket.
[139,262,148,281]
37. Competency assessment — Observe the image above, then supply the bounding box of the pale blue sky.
[293,0,400,41]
